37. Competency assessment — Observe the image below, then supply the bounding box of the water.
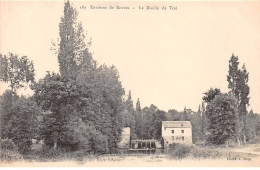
[114,148,165,155]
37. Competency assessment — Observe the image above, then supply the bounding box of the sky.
[0,1,260,113]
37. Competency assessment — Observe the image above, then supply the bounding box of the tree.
[0,90,19,139]
[153,109,166,139]
[202,88,221,103]
[135,98,143,138]
[35,1,125,153]
[56,0,92,78]
[246,110,260,142]
[166,109,181,121]
[205,94,238,145]
[0,53,35,142]
[5,97,40,153]
[141,104,158,139]
[32,72,84,150]
[0,53,35,93]
[122,91,136,139]
[93,65,125,151]
[183,106,188,121]
[191,105,203,143]
[227,54,250,144]
[227,54,240,98]
[201,102,207,138]
[237,64,250,143]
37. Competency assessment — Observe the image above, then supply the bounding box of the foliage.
[227,54,240,97]
[135,104,166,140]
[122,91,136,139]
[78,64,125,152]
[182,107,188,121]
[32,72,86,150]
[153,109,166,139]
[0,53,35,92]
[141,105,157,139]
[1,139,18,151]
[4,97,41,153]
[56,0,92,78]
[202,88,221,103]
[201,102,207,137]
[167,143,192,159]
[246,110,260,143]
[227,54,250,144]
[33,61,124,153]
[191,106,203,143]
[0,90,19,138]
[135,98,143,138]
[166,109,181,121]
[167,143,224,159]
[0,139,23,162]
[33,1,125,154]
[205,94,238,145]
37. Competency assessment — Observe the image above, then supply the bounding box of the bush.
[247,136,260,144]
[1,139,18,151]
[167,143,192,159]
[0,139,23,162]
[38,145,63,160]
[190,147,222,159]
[167,143,224,159]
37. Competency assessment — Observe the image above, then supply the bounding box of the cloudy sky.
[1,1,260,113]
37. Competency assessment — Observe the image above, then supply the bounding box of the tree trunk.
[226,141,229,148]
[53,140,57,149]
[243,133,247,144]
[237,137,241,146]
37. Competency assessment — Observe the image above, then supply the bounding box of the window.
[181,124,183,126]
[164,127,166,130]
[172,136,174,140]
[181,130,184,133]
[171,130,174,134]
[182,136,184,140]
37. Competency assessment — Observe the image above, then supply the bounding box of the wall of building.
[162,127,192,137]
[162,127,192,148]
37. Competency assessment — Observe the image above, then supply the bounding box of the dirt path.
[219,143,260,157]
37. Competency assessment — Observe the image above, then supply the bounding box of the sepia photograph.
[0,0,260,167]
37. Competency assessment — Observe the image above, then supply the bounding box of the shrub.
[247,136,260,144]
[1,139,18,151]
[167,143,192,159]
[38,145,63,161]
[167,143,224,159]
[0,139,23,162]
[189,147,222,159]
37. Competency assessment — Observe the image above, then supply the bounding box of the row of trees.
[200,54,260,146]
[122,53,260,146]
[1,1,260,158]
[121,91,167,140]
[1,1,124,154]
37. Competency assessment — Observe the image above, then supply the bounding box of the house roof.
[162,121,192,128]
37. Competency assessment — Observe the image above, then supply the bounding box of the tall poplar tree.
[34,1,125,153]
[135,98,143,138]
[123,91,136,139]
[237,64,250,143]
[201,102,207,138]
[227,54,250,144]
[57,0,92,78]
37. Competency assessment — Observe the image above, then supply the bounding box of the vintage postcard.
[0,0,260,167]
